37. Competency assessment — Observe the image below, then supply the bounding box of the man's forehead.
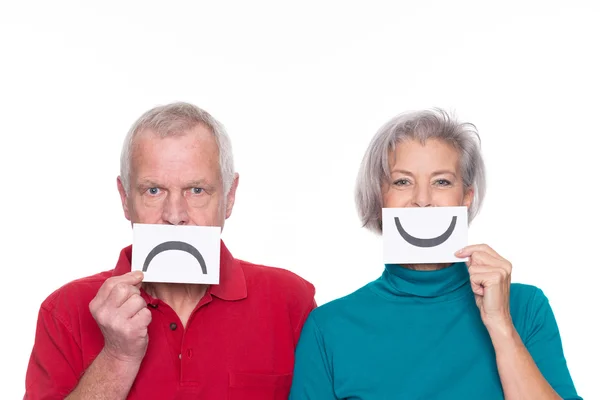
[131,133,220,175]
[131,128,218,159]
[135,124,214,143]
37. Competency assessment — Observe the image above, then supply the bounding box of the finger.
[469,273,486,296]
[467,264,499,275]
[105,282,142,309]
[119,294,148,320]
[466,251,499,267]
[97,271,144,301]
[130,307,152,328]
[470,271,506,289]
[455,244,505,261]
[471,282,485,296]
[466,251,512,274]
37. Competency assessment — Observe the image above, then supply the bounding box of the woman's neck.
[403,262,453,271]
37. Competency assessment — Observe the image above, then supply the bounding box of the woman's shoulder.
[509,283,560,338]
[308,282,378,329]
[509,282,549,308]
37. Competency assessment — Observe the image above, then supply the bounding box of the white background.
[1,0,598,398]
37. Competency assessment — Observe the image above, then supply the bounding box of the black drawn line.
[142,241,207,274]
[394,216,457,248]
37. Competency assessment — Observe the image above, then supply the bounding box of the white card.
[382,206,468,264]
[131,223,221,284]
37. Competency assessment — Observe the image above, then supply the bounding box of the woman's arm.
[456,245,581,400]
[488,320,563,399]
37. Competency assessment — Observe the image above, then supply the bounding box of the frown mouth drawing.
[394,216,457,248]
[142,241,207,274]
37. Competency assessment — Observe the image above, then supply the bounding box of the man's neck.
[142,282,208,327]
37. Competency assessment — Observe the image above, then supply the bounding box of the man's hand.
[89,271,152,364]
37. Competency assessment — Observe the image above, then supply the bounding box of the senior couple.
[25,102,581,399]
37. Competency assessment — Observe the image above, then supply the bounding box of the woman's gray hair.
[119,102,235,195]
[355,108,486,234]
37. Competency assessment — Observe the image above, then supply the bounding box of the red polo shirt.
[24,241,316,399]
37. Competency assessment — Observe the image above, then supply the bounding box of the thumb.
[127,270,144,284]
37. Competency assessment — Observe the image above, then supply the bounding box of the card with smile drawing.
[382,206,468,264]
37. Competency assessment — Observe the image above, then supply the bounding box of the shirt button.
[178,354,182,360]
[170,322,177,331]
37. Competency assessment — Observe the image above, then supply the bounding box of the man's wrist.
[98,347,143,373]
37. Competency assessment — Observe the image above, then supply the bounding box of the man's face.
[117,124,238,229]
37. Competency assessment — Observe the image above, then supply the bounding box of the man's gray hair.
[119,102,235,195]
[355,108,486,234]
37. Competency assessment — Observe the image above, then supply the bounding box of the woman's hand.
[456,244,513,333]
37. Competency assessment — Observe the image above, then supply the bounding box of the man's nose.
[162,193,189,225]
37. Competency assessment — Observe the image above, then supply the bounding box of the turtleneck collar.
[370,262,472,302]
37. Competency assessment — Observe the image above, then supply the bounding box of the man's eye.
[191,188,204,194]
[147,187,160,195]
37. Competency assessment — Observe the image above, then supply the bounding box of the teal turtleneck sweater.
[289,262,581,399]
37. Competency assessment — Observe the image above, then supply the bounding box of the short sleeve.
[24,304,82,399]
[292,284,317,346]
[289,312,338,400]
[523,288,582,400]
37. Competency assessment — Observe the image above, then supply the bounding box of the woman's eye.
[394,179,410,186]
[435,179,451,186]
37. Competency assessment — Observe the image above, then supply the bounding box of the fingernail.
[133,271,143,279]
[455,248,463,256]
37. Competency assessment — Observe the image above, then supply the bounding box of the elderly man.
[24,102,316,399]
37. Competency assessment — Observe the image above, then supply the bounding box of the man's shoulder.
[238,259,315,298]
[41,270,113,314]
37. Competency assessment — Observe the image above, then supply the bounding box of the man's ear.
[225,173,240,219]
[117,176,131,221]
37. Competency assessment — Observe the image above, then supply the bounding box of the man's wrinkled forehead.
[132,124,216,153]
[129,126,220,180]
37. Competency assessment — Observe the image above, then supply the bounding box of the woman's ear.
[463,187,474,209]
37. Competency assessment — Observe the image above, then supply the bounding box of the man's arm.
[293,284,317,346]
[25,272,151,400]
[67,271,151,399]
[65,349,141,400]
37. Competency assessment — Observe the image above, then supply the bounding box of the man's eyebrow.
[136,179,159,187]
[186,180,209,187]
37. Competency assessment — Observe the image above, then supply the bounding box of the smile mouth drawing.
[394,216,457,248]
[142,241,207,274]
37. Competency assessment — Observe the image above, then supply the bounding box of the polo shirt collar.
[112,240,247,301]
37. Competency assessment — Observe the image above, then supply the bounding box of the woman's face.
[382,139,473,209]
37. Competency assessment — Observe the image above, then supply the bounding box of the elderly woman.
[289,109,581,399]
